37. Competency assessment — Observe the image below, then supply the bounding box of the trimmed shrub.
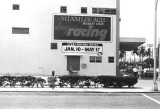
[0,75,138,88]
[0,75,46,88]
[53,75,138,88]
[98,76,138,88]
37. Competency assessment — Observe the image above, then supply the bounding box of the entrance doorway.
[67,56,80,71]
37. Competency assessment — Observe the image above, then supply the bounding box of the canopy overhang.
[120,37,146,51]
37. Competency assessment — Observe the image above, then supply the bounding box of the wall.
[0,0,118,76]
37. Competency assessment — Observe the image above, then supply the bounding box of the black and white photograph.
[0,0,160,109]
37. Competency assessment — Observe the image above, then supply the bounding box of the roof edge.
[120,37,146,43]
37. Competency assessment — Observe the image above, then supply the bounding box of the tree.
[143,58,153,68]
[131,48,139,67]
[143,57,159,68]
[145,48,152,68]
[119,50,126,62]
[119,50,126,71]
[138,46,146,62]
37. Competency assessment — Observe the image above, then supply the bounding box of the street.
[0,92,160,109]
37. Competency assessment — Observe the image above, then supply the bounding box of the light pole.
[152,0,158,91]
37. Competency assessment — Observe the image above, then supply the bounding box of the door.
[67,56,80,71]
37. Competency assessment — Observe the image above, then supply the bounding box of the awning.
[120,37,145,51]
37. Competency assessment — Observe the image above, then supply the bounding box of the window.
[108,56,114,63]
[13,4,19,10]
[99,8,104,14]
[12,27,29,34]
[81,7,87,14]
[90,56,102,63]
[104,9,110,14]
[96,57,102,63]
[51,43,57,49]
[60,6,67,13]
[90,56,96,63]
[92,8,98,14]
[92,8,116,15]
[111,9,116,14]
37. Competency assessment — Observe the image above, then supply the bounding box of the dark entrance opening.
[67,56,80,71]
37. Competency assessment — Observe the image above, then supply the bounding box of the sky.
[120,0,160,44]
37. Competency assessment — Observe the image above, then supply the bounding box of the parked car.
[144,68,159,77]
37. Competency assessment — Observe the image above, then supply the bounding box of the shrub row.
[48,75,138,88]
[0,76,46,88]
[0,75,138,88]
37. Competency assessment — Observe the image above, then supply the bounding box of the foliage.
[48,75,138,88]
[0,75,46,88]
[98,76,137,88]
[119,51,126,61]
[0,75,138,89]
[143,57,159,68]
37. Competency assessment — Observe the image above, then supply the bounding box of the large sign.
[54,15,111,41]
[62,43,103,54]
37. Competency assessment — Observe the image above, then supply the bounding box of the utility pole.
[158,44,160,80]
[152,0,158,91]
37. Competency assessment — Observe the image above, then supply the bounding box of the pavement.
[1,79,160,93]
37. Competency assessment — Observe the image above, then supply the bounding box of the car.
[144,68,159,77]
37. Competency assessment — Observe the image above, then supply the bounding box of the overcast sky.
[120,0,159,44]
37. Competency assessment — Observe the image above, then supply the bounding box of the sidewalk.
[0,79,160,93]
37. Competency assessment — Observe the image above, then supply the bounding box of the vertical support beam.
[158,44,160,80]
[152,0,158,91]
[116,0,120,76]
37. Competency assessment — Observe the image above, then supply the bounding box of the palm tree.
[145,48,152,69]
[138,46,146,62]
[119,50,125,62]
[136,46,147,72]
[131,48,139,67]
[119,50,126,71]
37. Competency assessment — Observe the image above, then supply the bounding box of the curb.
[0,88,160,93]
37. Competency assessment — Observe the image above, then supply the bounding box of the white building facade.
[0,0,120,76]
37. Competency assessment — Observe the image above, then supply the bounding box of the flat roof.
[120,37,146,51]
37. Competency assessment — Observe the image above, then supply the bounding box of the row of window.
[90,56,114,63]
[12,4,116,15]
[92,8,116,15]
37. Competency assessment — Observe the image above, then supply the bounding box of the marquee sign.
[62,43,103,53]
[54,15,111,41]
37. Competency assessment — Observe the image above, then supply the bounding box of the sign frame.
[62,42,103,54]
[52,14,113,42]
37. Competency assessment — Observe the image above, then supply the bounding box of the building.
[0,0,120,76]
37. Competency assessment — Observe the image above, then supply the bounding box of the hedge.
[0,75,138,88]
[0,76,46,88]
[48,75,138,88]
